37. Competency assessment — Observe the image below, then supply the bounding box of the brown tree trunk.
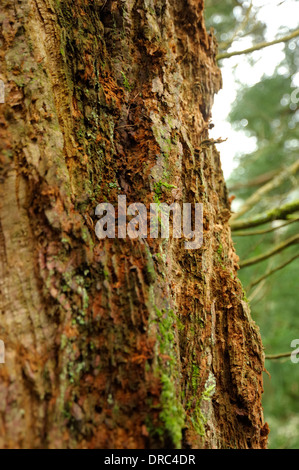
[0,0,269,449]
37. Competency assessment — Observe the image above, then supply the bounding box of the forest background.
[205,0,299,449]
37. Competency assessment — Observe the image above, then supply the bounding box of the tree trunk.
[0,0,269,449]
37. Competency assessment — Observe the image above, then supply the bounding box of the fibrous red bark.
[0,0,268,449]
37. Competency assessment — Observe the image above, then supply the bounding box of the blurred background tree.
[205,0,299,449]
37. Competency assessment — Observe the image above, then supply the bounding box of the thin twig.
[230,159,299,222]
[248,277,267,303]
[247,253,299,289]
[232,217,299,236]
[218,2,253,51]
[229,169,279,191]
[265,352,292,360]
[239,234,299,268]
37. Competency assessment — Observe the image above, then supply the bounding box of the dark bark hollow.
[0,0,269,448]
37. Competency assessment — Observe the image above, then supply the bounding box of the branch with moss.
[217,28,299,60]
[239,234,299,269]
[230,200,299,231]
[230,159,299,222]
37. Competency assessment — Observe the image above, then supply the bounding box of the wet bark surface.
[0,0,269,448]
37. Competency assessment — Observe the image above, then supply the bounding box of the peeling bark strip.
[0,0,269,449]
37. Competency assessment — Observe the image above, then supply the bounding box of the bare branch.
[265,352,292,360]
[239,234,299,268]
[231,159,299,222]
[232,217,299,236]
[229,169,279,191]
[217,28,299,60]
[248,253,299,289]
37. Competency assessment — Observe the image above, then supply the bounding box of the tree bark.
[0,0,269,449]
